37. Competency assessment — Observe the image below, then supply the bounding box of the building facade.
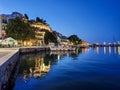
[31,22,51,32]
[0,12,24,38]
[0,15,8,38]
[31,23,52,46]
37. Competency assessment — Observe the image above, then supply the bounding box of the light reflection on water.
[95,46,120,55]
[14,47,120,90]
[23,57,51,82]
[118,46,120,55]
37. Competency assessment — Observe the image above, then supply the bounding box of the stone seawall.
[0,46,50,90]
[19,46,50,54]
[0,51,19,90]
[0,47,50,90]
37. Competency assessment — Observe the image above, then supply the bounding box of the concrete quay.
[19,46,50,54]
[0,48,19,66]
[0,48,19,90]
[0,46,50,90]
[0,46,49,67]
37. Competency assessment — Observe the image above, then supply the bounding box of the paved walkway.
[0,52,10,58]
[0,48,19,66]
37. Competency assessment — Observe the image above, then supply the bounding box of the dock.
[19,46,50,54]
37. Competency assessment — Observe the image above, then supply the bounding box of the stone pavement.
[0,48,19,90]
[0,48,19,66]
[0,52,10,58]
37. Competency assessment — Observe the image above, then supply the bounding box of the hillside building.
[0,12,24,38]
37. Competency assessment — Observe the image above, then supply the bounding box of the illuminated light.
[108,43,111,45]
[103,42,106,45]
[27,42,30,46]
[104,47,106,54]
[96,47,99,54]
[24,41,27,46]
[58,55,60,60]
[109,46,111,54]
[118,46,120,55]
[114,47,116,54]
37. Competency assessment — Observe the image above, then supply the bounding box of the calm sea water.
[13,47,120,90]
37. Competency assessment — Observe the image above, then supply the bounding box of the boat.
[50,45,76,51]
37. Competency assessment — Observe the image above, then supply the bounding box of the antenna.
[113,35,116,43]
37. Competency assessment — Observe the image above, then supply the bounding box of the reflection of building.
[82,48,89,53]
[32,57,50,78]
[109,46,111,54]
[23,57,51,81]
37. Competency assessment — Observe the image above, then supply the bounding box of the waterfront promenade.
[0,48,19,66]
[0,48,19,90]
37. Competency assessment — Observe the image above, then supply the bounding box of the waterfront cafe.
[0,37,18,47]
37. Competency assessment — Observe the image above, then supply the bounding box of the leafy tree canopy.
[24,14,29,20]
[68,35,82,45]
[40,29,58,45]
[36,17,48,25]
[6,17,35,41]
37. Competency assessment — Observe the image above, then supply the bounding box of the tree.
[36,17,48,25]
[24,14,29,20]
[36,17,41,22]
[68,35,82,45]
[6,17,35,43]
[40,29,58,45]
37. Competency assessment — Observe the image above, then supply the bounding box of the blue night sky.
[0,0,120,44]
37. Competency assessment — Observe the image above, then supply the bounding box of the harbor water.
[13,47,120,90]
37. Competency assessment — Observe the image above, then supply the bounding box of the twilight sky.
[0,0,120,44]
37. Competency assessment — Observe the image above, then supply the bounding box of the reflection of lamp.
[118,46,120,55]
[96,47,99,54]
[104,47,106,54]
[114,47,116,54]
[58,55,60,60]
[109,46,111,54]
